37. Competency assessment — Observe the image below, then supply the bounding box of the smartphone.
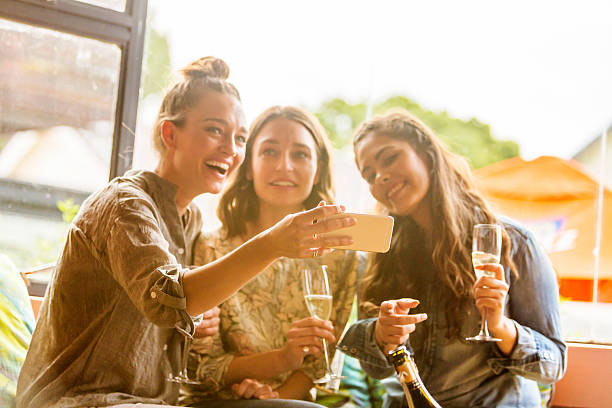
[319,213,394,253]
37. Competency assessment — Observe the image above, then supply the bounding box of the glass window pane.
[0,18,120,192]
[73,0,126,12]
[0,18,121,271]
[0,212,68,272]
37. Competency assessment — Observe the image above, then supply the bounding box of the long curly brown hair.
[217,105,336,239]
[354,109,517,339]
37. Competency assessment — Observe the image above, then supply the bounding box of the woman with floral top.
[184,106,363,406]
[17,59,356,408]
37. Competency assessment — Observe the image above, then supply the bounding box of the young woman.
[16,59,355,408]
[338,110,566,407]
[183,106,363,405]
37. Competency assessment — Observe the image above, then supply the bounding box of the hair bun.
[181,56,230,80]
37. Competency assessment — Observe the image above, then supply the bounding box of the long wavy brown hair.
[218,106,336,239]
[354,109,517,339]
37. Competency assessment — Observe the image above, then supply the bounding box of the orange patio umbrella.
[474,156,612,302]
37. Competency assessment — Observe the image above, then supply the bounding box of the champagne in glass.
[302,264,342,384]
[466,224,502,343]
[304,294,333,321]
[471,251,500,278]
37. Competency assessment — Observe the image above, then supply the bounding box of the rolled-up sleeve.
[487,227,567,383]
[105,210,194,334]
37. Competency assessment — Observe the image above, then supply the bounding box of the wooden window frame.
[0,0,147,219]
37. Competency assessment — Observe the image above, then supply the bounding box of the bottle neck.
[389,348,443,408]
[395,358,421,384]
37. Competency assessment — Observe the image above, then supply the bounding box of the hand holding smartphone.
[319,213,394,253]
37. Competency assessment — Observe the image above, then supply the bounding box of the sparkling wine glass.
[302,264,343,384]
[466,224,503,343]
[167,315,202,384]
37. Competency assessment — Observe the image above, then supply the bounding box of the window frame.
[0,0,147,220]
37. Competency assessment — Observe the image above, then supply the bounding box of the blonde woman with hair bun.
[17,58,355,408]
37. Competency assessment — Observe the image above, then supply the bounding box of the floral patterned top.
[182,228,364,402]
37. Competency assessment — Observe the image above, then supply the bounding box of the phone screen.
[319,213,394,253]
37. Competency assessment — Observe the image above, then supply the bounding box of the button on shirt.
[17,170,203,408]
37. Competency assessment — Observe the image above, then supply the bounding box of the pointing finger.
[395,298,420,313]
[380,313,428,326]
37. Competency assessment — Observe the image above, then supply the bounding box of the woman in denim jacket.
[338,109,567,407]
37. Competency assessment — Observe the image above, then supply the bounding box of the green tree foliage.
[57,198,80,224]
[141,10,172,100]
[30,200,80,266]
[2,199,79,270]
[313,96,519,169]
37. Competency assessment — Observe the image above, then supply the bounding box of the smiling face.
[355,131,431,218]
[248,117,320,214]
[166,91,248,197]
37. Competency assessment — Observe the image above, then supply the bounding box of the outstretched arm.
[183,205,355,315]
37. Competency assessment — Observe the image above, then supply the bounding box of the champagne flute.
[302,264,342,384]
[466,223,502,343]
[167,315,202,385]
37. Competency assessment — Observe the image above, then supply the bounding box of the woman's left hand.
[473,263,509,332]
[280,317,335,371]
[473,263,518,354]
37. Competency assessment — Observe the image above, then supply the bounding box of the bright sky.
[150,0,612,160]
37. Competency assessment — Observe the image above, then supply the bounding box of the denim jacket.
[338,218,567,408]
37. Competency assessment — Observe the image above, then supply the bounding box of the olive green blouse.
[17,170,202,408]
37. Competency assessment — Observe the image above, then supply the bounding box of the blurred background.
[1,0,610,344]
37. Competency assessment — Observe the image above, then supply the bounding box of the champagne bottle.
[387,346,442,408]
